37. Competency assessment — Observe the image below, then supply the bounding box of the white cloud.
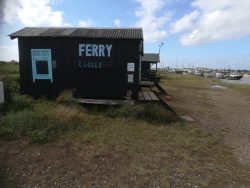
[171,0,250,45]
[135,0,172,42]
[114,19,121,27]
[2,0,67,26]
[171,10,199,33]
[78,19,94,27]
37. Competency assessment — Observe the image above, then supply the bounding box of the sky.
[0,0,250,70]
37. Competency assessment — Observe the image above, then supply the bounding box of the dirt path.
[164,78,250,165]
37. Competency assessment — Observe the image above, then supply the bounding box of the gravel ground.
[164,78,250,166]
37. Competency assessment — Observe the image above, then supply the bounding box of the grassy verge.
[221,82,250,95]
[1,63,250,186]
[160,72,216,90]
[0,63,179,144]
[160,73,250,96]
[0,61,19,75]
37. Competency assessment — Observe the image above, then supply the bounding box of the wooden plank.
[155,94,177,115]
[74,98,134,105]
[154,82,168,94]
[142,91,151,101]
[148,91,159,101]
[139,81,154,87]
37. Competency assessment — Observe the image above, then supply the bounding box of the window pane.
[36,61,48,74]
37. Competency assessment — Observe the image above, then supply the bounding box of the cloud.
[114,19,121,27]
[135,0,172,42]
[171,0,250,45]
[2,0,67,26]
[78,19,94,27]
[171,10,199,33]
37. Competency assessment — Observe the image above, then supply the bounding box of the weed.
[0,126,17,140]
[28,129,50,144]
[56,90,74,104]
[104,103,178,124]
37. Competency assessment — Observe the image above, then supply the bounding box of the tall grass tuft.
[56,90,74,104]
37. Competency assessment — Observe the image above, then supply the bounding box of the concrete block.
[180,116,195,122]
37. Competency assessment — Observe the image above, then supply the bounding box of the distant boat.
[215,72,225,79]
[227,72,243,80]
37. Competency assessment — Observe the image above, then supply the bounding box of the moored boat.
[227,72,243,80]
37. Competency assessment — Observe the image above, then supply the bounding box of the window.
[36,61,49,74]
[31,49,53,83]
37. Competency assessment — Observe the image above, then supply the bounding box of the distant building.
[141,53,159,81]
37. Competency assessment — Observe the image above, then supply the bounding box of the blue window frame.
[31,49,53,83]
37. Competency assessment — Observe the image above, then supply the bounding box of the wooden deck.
[74,98,134,105]
[138,91,159,101]
[74,88,159,105]
[139,81,155,87]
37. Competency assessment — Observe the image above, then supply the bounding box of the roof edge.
[9,27,144,40]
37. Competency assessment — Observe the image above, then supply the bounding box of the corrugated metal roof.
[9,27,143,40]
[142,53,160,63]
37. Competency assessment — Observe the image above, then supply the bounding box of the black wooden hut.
[9,27,143,100]
[141,53,159,81]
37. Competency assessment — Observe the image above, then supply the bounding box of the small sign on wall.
[31,49,53,83]
[127,62,135,72]
[128,74,134,83]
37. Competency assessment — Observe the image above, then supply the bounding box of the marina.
[222,76,250,85]
[166,68,250,84]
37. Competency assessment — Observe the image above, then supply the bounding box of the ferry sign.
[79,44,112,57]
[78,43,113,69]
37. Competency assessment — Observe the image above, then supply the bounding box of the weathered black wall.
[141,62,151,81]
[18,37,141,99]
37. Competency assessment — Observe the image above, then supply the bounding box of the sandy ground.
[164,79,250,166]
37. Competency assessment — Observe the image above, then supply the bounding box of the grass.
[0,99,178,144]
[221,82,250,95]
[160,72,250,96]
[0,61,19,75]
[0,62,179,144]
[160,72,214,90]
[1,62,250,186]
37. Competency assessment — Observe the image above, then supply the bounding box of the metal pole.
[159,42,164,70]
